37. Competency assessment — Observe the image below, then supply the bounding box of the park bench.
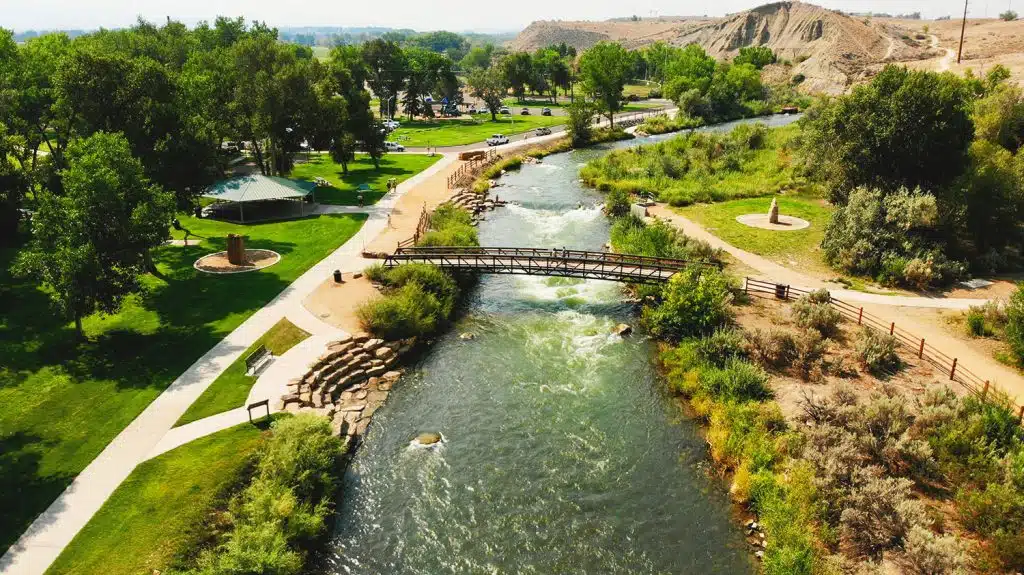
[245,344,274,376]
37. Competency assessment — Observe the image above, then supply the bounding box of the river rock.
[362,338,384,353]
[355,389,368,400]
[330,334,353,346]
[352,332,371,344]
[768,198,779,224]
[382,370,402,381]
[340,404,365,412]
[374,346,395,359]
[459,332,475,340]
[612,323,633,337]
[415,432,443,445]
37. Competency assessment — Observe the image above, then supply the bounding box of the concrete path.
[648,205,988,310]
[650,204,1024,403]
[0,154,457,575]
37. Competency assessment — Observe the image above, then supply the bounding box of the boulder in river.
[414,432,444,446]
[612,323,633,337]
[459,332,475,340]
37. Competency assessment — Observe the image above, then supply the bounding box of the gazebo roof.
[202,175,314,203]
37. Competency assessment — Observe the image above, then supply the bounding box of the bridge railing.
[393,246,723,271]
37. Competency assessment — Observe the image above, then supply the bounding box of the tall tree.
[578,42,631,127]
[467,66,507,121]
[14,132,173,337]
[362,39,406,119]
[802,65,975,204]
[501,52,533,103]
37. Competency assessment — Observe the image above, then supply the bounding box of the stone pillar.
[768,198,780,225]
[227,234,245,265]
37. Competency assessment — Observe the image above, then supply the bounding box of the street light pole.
[957,0,969,64]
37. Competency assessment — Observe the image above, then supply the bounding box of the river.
[324,115,800,574]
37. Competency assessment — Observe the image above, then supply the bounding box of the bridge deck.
[383,247,720,284]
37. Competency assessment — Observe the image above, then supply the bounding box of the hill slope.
[511,2,936,94]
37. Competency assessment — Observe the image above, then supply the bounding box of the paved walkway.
[649,204,1024,403]
[0,154,457,575]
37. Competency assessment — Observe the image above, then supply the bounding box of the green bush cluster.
[177,415,344,575]
[609,215,722,263]
[791,289,841,338]
[1007,285,1024,363]
[581,123,809,206]
[358,264,460,340]
[418,203,479,247]
[636,113,704,135]
[641,268,733,342]
[916,389,1024,570]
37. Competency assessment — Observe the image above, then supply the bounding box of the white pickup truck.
[486,133,510,146]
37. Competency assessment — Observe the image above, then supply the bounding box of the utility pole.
[958,0,969,64]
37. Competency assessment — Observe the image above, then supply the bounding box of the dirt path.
[932,34,957,72]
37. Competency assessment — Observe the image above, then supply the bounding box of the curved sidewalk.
[0,154,457,575]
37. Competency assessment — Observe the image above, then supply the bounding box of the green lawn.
[289,152,439,205]
[311,46,330,61]
[623,83,655,98]
[46,421,269,575]
[176,318,310,427]
[500,96,662,111]
[676,196,834,275]
[0,213,365,553]
[388,116,565,147]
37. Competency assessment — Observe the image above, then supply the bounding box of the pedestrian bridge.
[382,246,721,284]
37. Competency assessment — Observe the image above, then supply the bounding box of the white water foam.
[503,203,603,242]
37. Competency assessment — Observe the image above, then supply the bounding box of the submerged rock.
[459,332,475,340]
[612,323,633,337]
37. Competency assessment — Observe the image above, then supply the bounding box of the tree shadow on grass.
[0,431,76,555]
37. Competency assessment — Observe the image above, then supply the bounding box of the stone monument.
[768,198,780,225]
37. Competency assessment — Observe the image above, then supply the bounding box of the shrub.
[699,359,773,403]
[920,393,1024,485]
[184,414,344,575]
[793,331,828,381]
[695,328,747,367]
[747,328,798,369]
[839,468,929,558]
[1006,284,1024,363]
[357,282,444,340]
[642,268,733,341]
[966,308,991,337]
[855,328,900,374]
[604,188,631,217]
[956,482,1024,569]
[792,291,842,337]
[371,264,458,317]
[903,526,969,575]
[1000,9,1017,20]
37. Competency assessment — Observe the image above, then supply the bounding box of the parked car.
[499,106,511,115]
[521,107,530,115]
[384,141,405,152]
[486,134,510,146]
[383,119,400,130]
[536,127,552,136]
[541,107,552,116]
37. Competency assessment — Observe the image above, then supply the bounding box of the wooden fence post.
[982,381,990,400]
[889,322,895,336]
[1019,405,1024,425]
[858,307,864,325]
[743,277,748,294]
[918,338,925,359]
[950,358,958,381]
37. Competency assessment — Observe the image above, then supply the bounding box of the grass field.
[676,196,834,275]
[289,152,440,205]
[46,421,269,575]
[311,46,330,60]
[388,116,564,147]
[175,319,310,427]
[500,97,662,111]
[0,213,365,554]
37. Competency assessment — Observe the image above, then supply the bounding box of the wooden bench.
[245,345,274,376]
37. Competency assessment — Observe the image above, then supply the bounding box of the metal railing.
[743,277,1024,424]
[383,246,719,285]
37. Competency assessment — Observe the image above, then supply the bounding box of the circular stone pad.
[194,249,281,274]
[735,214,811,231]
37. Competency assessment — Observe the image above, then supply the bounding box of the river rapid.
[325,115,801,575]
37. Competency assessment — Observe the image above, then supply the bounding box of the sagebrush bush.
[357,282,444,340]
[699,359,773,403]
[792,291,842,337]
[793,331,828,381]
[695,328,747,367]
[855,328,900,374]
[903,525,969,575]
[747,328,798,369]
[839,468,929,558]
[966,308,990,336]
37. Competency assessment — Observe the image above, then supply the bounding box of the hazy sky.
[2,0,1014,33]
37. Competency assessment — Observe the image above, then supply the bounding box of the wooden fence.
[446,148,500,190]
[743,277,1024,423]
[396,205,431,250]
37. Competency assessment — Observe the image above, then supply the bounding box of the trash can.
[333,270,343,284]
[774,283,788,300]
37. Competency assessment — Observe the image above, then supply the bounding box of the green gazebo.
[202,175,316,223]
